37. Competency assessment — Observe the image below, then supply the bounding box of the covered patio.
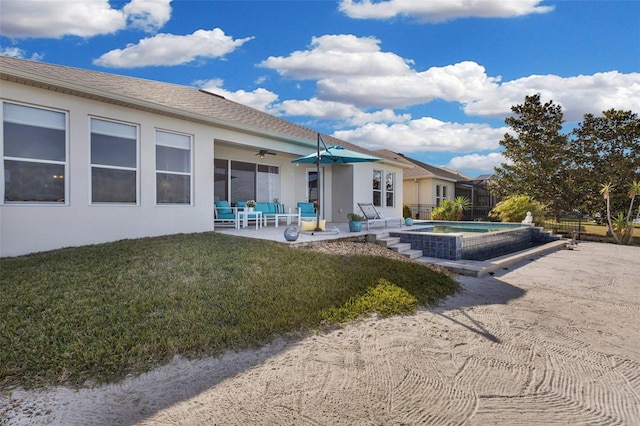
[214,221,393,246]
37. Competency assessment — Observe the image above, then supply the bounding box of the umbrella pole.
[315,133,321,231]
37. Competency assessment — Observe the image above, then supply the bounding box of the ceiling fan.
[256,149,276,158]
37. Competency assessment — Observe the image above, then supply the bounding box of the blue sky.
[1,0,639,177]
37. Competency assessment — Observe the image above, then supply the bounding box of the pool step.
[398,248,424,259]
[376,236,401,247]
[375,235,424,260]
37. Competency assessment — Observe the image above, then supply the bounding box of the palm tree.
[453,196,472,220]
[599,182,622,244]
[624,180,640,243]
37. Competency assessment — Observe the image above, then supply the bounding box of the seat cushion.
[215,200,232,215]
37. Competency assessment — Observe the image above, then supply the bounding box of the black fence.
[539,212,587,239]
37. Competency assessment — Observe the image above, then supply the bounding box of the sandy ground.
[2,241,639,425]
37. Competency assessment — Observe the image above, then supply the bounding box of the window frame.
[385,171,395,208]
[155,129,193,205]
[2,101,69,205]
[89,116,139,205]
[372,169,382,207]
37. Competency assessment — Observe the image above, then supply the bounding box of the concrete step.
[389,243,412,253]
[401,249,424,259]
[376,236,401,247]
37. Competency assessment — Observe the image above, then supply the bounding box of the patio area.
[214,221,570,277]
[214,221,390,246]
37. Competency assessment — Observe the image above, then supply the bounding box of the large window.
[214,158,279,203]
[156,130,192,204]
[257,164,279,202]
[372,169,382,207]
[3,102,67,203]
[90,118,137,204]
[385,172,395,207]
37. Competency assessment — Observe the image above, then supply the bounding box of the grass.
[0,232,458,389]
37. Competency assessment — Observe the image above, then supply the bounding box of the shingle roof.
[0,56,388,160]
[376,150,469,181]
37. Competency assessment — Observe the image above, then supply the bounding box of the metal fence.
[539,212,586,239]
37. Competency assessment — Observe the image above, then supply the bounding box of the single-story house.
[0,56,407,257]
[376,150,498,220]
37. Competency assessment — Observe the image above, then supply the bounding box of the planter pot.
[247,207,254,212]
[349,220,362,232]
[405,218,413,226]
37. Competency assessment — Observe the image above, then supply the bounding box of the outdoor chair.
[357,203,403,230]
[297,202,317,219]
[214,200,239,228]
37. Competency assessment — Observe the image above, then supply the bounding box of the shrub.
[489,195,546,223]
[403,204,412,219]
[431,196,471,221]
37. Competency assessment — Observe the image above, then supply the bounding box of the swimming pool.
[390,221,556,261]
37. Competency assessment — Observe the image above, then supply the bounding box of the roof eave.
[1,66,317,149]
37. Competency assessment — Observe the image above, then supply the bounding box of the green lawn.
[0,233,458,389]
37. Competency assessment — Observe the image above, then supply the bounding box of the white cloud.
[259,34,412,79]
[463,71,640,122]
[339,0,553,23]
[196,79,279,112]
[261,34,640,121]
[278,98,410,126]
[124,0,172,32]
[94,28,254,68]
[317,61,499,108]
[0,46,43,61]
[446,152,510,174]
[0,0,171,39]
[333,117,510,153]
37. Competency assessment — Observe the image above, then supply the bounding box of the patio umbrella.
[292,134,381,230]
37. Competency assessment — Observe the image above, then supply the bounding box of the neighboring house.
[0,56,405,257]
[377,151,498,220]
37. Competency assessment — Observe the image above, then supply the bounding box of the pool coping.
[414,239,570,277]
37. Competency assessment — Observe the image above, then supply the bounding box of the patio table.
[237,211,263,230]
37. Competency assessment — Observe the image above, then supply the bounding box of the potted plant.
[246,200,256,212]
[347,212,365,232]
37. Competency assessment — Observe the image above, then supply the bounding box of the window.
[214,159,279,203]
[156,130,191,204]
[385,172,395,207]
[3,102,67,203]
[372,170,382,207]
[230,160,255,203]
[257,164,279,202]
[214,158,229,202]
[90,118,137,204]
[436,184,448,207]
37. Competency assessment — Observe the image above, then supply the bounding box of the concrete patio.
[214,222,570,277]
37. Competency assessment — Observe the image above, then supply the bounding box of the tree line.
[490,94,639,224]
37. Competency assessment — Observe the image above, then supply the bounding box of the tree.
[601,180,640,245]
[599,182,621,244]
[490,94,573,221]
[571,110,640,216]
